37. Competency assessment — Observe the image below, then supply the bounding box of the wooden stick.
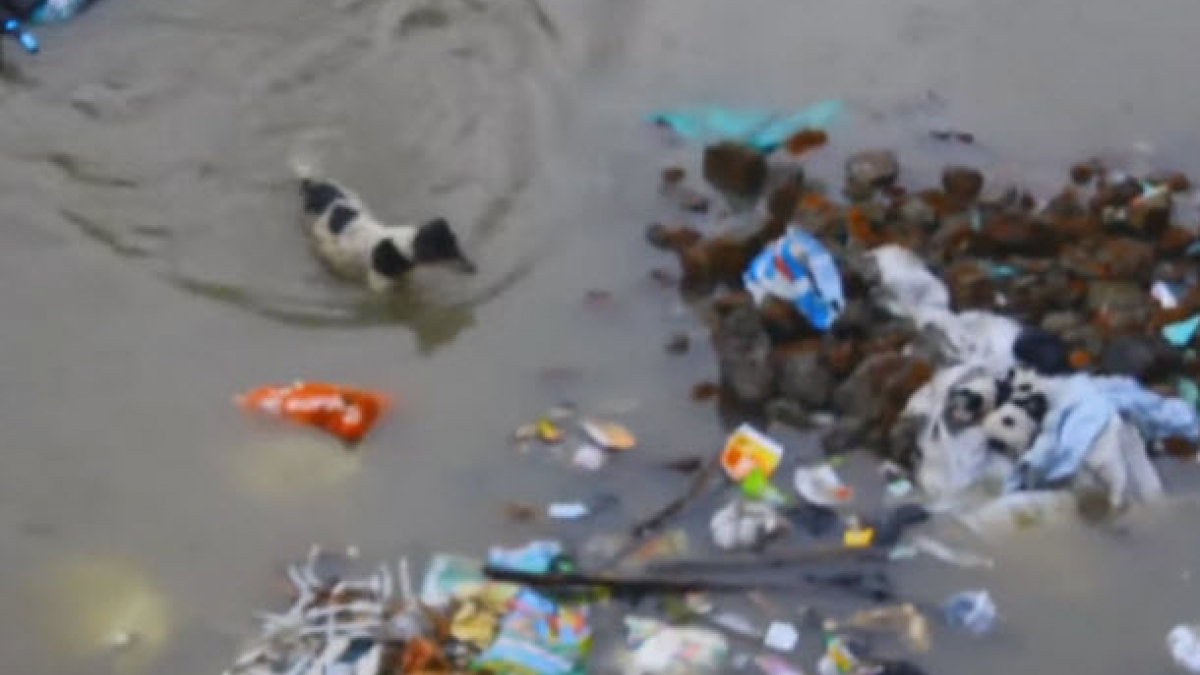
[605,454,724,568]
[647,545,885,573]
[482,566,803,594]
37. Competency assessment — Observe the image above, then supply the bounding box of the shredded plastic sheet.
[869,245,1019,367]
[624,616,728,675]
[744,229,845,331]
[235,381,390,444]
[646,100,844,152]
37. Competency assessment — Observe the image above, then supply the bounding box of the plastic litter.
[868,245,1020,367]
[624,616,729,675]
[419,554,485,608]
[886,479,914,500]
[741,467,789,504]
[712,612,762,638]
[744,229,845,331]
[1168,624,1200,673]
[488,540,562,573]
[1165,315,1200,348]
[582,420,637,451]
[2,17,38,52]
[763,621,800,652]
[235,381,390,444]
[941,590,997,636]
[475,588,591,675]
[840,604,931,654]
[842,528,875,548]
[793,464,853,506]
[647,100,844,152]
[1153,281,1180,309]
[223,548,410,675]
[755,654,805,675]
[548,502,590,520]
[910,536,994,569]
[571,444,608,471]
[721,424,785,481]
[817,635,862,675]
[710,498,783,550]
[31,0,91,22]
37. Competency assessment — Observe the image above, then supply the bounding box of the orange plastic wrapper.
[235,381,391,445]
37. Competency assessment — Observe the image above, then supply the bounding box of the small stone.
[665,333,690,355]
[1069,162,1096,185]
[1100,335,1157,379]
[766,173,805,221]
[1095,237,1155,281]
[713,305,774,405]
[1148,170,1191,193]
[765,398,808,427]
[942,166,984,202]
[1086,281,1145,312]
[703,142,768,199]
[1041,310,1083,334]
[1128,188,1171,236]
[845,150,900,196]
[776,351,835,409]
[759,296,817,342]
[1158,227,1198,257]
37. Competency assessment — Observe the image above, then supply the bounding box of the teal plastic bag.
[647,99,844,152]
[31,0,90,23]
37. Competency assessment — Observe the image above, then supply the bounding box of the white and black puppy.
[294,160,475,291]
[982,368,1050,456]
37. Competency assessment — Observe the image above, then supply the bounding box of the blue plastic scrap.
[1014,375,1200,489]
[1163,315,1200,347]
[646,99,844,152]
[32,0,91,22]
[942,590,997,636]
[743,229,845,330]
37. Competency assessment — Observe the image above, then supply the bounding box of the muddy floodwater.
[2,0,1200,673]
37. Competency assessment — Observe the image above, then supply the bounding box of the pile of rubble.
[647,133,1200,509]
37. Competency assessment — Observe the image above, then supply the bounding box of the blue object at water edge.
[647,99,844,152]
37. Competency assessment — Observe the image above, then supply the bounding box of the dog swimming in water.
[292,154,475,291]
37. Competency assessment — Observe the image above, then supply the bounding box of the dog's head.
[413,218,475,273]
[982,400,1042,456]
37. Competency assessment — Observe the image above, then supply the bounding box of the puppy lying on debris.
[292,151,475,291]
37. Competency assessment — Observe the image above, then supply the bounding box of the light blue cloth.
[743,229,845,330]
[1014,375,1200,489]
[647,99,844,152]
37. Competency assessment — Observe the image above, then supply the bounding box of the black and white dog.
[293,157,475,291]
[982,367,1050,456]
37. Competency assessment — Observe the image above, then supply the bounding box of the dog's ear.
[371,238,413,279]
[414,218,475,272]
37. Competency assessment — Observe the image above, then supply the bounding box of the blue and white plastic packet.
[743,229,845,330]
